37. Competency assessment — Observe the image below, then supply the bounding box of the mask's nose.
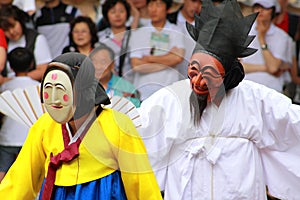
[51,88,61,105]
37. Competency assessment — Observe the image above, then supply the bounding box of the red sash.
[41,124,81,200]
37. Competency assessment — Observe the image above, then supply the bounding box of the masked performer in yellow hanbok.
[0,52,162,200]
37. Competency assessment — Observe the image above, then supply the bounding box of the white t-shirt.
[13,0,36,13]
[129,21,185,101]
[242,22,293,92]
[0,77,40,146]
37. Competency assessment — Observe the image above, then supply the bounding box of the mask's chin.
[46,105,76,124]
[191,82,210,99]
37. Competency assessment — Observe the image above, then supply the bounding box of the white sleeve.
[137,88,173,190]
[137,80,190,190]
[253,84,300,199]
[34,34,53,64]
[169,24,185,49]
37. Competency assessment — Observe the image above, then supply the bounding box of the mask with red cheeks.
[188,52,225,101]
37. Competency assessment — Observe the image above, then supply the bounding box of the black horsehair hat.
[186,0,258,67]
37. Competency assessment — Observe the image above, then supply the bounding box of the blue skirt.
[39,170,127,200]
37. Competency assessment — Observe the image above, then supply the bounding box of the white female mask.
[42,69,75,124]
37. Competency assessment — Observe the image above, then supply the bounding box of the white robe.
[137,79,300,200]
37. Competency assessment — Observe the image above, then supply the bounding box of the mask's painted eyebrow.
[54,83,66,90]
[190,60,201,67]
[44,82,66,90]
[44,82,53,87]
[201,65,221,74]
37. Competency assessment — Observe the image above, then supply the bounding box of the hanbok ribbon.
[179,138,222,199]
[42,112,96,200]
[41,124,81,200]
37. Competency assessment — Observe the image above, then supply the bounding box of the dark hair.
[89,43,115,61]
[0,5,27,33]
[7,47,34,73]
[69,16,99,48]
[102,0,131,24]
[147,0,173,10]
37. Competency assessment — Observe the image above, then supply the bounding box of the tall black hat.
[186,0,258,90]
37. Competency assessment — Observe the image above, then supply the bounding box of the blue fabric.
[39,170,127,200]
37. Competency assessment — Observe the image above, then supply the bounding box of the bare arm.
[256,21,283,74]
[131,58,168,73]
[127,0,140,30]
[242,62,267,73]
[0,46,6,73]
[290,55,300,85]
[131,47,184,73]
[260,47,284,74]
[0,46,8,85]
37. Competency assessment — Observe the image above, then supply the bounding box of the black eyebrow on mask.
[201,65,221,75]
[44,82,53,87]
[190,60,200,67]
[54,83,66,90]
[44,82,66,90]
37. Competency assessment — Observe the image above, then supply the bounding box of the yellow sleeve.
[0,114,47,200]
[105,110,163,200]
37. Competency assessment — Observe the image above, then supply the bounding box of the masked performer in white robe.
[0,52,162,200]
[137,0,300,199]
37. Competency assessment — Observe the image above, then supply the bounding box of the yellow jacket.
[0,108,162,200]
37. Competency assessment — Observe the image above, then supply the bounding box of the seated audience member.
[0,47,40,182]
[98,0,135,82]
[89,43,141,107]
[129,0,185,101]
[97,0,148,31]
[241,0,293,93]
[62,16,99,56]
[0,5,52,81]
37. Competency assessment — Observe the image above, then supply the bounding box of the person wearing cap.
[137,0,300,199]
[0,52,162,199]
[241,0,293,93]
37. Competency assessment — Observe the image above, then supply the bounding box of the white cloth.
[242,22,293,92]
[129,21,185,101]
[7,34,52,77]
[36,23,70,59]
[12,0,36,13]
[138,79,300,200]
[34,5,81,58]
[0,77,40,146]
